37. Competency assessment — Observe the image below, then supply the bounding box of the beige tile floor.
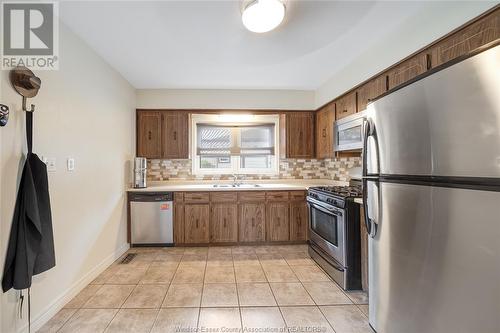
[38,244,372,333]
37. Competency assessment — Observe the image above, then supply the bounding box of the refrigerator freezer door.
[366,45,500,178]
[368,182,500,333]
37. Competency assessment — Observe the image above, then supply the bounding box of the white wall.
[0,24,135,332]
[137,88,315,110]
[315,1,497,108]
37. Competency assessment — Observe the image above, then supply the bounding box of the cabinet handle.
[196,219,199,228]
[174,131,177,140]
[223,218,226,228]
[322,129,326,138]
[343,109,348,113]
[251,218,255,227]
[148,131,152,140]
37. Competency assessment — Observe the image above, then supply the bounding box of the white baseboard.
[25,242,130,333]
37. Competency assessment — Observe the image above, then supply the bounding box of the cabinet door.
[174,203,184,244]
[315,103,335,159]
[162,112,189,159]
[335,92,357,120]
[184,204,209,243]
[286,112,315,158]
[266,202,289,242]
[387,53,428,90]
[289,201,308,241]
[137,111,162,158]
[430,10,499,68]
[239,203,266,242]
[357,76,387,112]
[210,203,238,243]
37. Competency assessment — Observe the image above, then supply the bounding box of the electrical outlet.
[67,158,75,171]
[46,158,56,172]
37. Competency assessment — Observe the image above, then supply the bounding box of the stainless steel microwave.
[334,111,366,151]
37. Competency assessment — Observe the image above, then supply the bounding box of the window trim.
[191,114,280,176]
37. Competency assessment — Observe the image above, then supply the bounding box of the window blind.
[197,124,274,156]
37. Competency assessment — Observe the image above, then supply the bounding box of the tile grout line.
[197,250,208,330]
[147,247,186,333]
[263,249,291,332]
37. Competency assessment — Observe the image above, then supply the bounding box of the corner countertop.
[127,179,348,192]
[354,198,363,205]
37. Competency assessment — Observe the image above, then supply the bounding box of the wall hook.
[10,66,41,113]
[0,104,9,126]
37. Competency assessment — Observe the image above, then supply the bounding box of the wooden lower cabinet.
[266,202,290,241]
[173,203,184,244]
[184,204,210,243]
[239,203,266,242]
[210,203,238,243]
[289,201,308,241]
[172,191,308,244]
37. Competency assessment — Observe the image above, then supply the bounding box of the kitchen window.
[192,114,279,175]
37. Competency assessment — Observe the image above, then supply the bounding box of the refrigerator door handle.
[363,178,379,238]
[363,118,380,238]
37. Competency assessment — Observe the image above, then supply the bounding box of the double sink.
[212,183,262,188]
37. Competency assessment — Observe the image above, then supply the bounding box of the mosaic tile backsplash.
[147,157,361,182]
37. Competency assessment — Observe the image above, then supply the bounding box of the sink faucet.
[232,174,243,186]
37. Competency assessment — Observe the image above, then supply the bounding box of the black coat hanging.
[2,67,56,294]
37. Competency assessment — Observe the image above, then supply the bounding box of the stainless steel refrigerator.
[363,45,500,333]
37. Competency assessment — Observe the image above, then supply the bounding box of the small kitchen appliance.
[307,184,362,290]
[133,157,147,188]
[334,111,366,151]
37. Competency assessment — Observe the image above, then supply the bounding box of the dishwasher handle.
[129,192,173,202]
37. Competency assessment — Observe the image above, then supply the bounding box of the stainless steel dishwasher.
[129,192,173,246]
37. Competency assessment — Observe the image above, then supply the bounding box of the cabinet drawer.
[266,191,290,202]
[210,192,238,203]
[184,192,210,203]
[174,192,184,202]
[289,191,306,201]
[238,191,266,202]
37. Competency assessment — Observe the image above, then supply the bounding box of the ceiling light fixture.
[242,0,285,33]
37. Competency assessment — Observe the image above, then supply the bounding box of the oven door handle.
[307,197,343,217]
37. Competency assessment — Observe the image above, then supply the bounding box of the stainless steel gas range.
[307,185,362,290]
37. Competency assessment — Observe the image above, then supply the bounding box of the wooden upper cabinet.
[184,204,210,243]
[266,202,290,242]
[357,76,387,112]
[137,110,189,159]
[162,112,189,159]
[335,92,357,120]
[239,203,266,242]
[430,9,499,68]
[387,53,428,90]
[315,103,335,159]
[137,111,162,158]
[210,203,238,243]
[286,112,315,158]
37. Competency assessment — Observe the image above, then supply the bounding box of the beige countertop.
[127,179,348,192]
[354,198,364,205]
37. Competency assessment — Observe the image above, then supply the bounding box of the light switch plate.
[67,158,75,171]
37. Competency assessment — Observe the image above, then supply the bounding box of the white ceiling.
[60,1,496,90]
